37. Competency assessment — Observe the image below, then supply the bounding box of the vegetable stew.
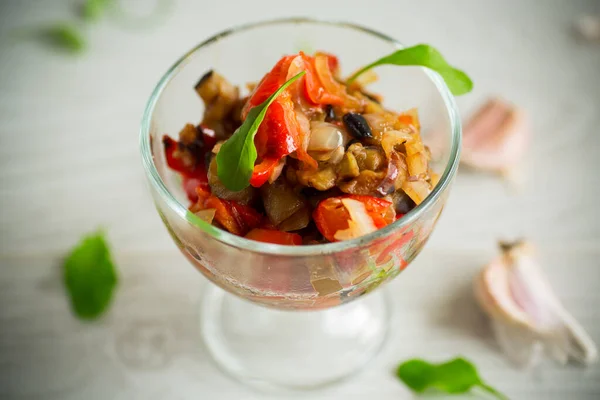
[162,52,438,245]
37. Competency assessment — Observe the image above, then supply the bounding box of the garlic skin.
[461,98,529,174]
[575,15,600,42]
[474,241,598,368]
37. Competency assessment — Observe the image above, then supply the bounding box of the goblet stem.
[199,286,391,392]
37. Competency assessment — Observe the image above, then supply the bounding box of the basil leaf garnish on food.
[347,44,473,95]
[216,71,305,191]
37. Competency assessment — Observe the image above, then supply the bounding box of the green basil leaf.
[347,44,473,96]
[216,71,305,191]
[81,0,114,21]
[63,230,118,320]
[44,23,86,53]
[397,357,507,399]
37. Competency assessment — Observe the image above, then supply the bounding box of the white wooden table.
[1,0,599,399]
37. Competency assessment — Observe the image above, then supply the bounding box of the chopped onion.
[194,208,216,224]
[328,146,344,164]
[381,129,412,158]
[286,55,306,80]
[308,121,344,151]
[363,113,397,135]
[406,150,428,177]
[350,69,379,87]
[333,198,377,241]
[402,179,431,205]
[314,53,362,110]
[377,151,401,195]
[308,146,345,164]
[296,109,311,151]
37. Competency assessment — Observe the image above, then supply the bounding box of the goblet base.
[200,286,390,392]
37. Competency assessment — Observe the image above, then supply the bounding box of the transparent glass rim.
[140,17,462,256]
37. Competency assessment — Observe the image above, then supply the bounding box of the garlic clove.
[491,319,543,368]
[575,15,600,42]
[474,241,598,367]
[461,98,529,174]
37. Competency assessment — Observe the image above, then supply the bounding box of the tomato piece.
[313,195,394,242]
[245,228,302,245]
[313,197,351,242]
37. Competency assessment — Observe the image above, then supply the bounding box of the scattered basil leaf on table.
[43,23,86,53]
[216,71,305,191]
[347,44,473,95]
[81,0,114,21]
[63,230,118,320]
[397,357,508,399]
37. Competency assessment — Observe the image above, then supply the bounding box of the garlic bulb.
[474,241,598,368]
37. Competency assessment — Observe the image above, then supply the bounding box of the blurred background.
[0,0,599,399]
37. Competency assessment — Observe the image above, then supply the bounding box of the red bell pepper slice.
[162,135,210,202]
[245,228,302,245]
[244,56,296,112]
[313,53,362,110]
[313,197,351,242]
[242,55,317,186]
[326,53,339,74]
[298,52,345,106]
[345,195,393,229]
[249,157,280,188]
[313,195,393,242]
[229,201,262,232]
[203,196,261,236]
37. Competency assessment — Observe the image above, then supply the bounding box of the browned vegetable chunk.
[296,166,337,191]
[208,157,257,204]
[261,180,307,225]
[195,70,240,139]
[338,170,386,195]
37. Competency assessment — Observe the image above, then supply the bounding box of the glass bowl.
[140,17,460,392]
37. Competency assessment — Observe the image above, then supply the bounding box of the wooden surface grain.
[1,0,599,399]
